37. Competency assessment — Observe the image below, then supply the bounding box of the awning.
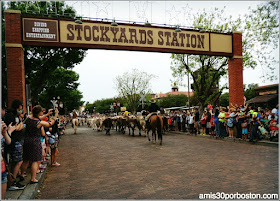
[246,94,278,104]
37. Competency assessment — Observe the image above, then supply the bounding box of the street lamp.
[51,96,63,113]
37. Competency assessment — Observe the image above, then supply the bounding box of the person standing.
[200,111,207,135]
[214,108,220,138]
[241,119,249,141]
[249,108,262,142]
[236,108,245,139]
[4,99,26,190]
[227,108,237,138]
[194,108,200,135]
[2,122,16,199]
[181,112,187,132]
[218,107,226,138]
[271,104,278,122]
[20,106,58,184]
[188,112,194,134]
[206,108,212,135]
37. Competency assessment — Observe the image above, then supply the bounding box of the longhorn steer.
[127,116,137,136]
[102,117,113,135]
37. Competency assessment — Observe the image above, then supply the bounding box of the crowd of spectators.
[1,99,68,199]
[165,103,279,142]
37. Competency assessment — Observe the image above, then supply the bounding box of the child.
[210,114,215,137]
[241,119,248,141]
[168,117,173,131]
[200,111,207,135]
[269,116,278,137]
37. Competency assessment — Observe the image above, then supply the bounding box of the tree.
[244,83,258,101]
[159,94,188,108]
[37,68,84,112]
[220,93,229,107]
[93,98,114,114]
[85,103,94,114]
[171,2,279,114]
[115,69,155,114]
[2,1,87,107]
[243,2,279,81]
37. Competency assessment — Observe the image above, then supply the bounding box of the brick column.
[5,10,26,110]
[228,31,244,106]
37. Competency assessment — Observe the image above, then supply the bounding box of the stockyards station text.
[199,192,279,200]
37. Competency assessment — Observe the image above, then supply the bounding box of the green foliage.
[2,1,87,109]
[93,98,114,114]
[38,68,83,112]
[115,69,156,113]
[244,83,258,101]
[242,1,279,80]
[220,93,229,107]
[171,3,278,110]
[159,94,188,108]
[85,103,94,113]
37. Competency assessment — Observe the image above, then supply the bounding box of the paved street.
[37,125,278,199]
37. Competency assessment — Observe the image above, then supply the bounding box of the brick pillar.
[5,10,26,110]
[228,31,244,106]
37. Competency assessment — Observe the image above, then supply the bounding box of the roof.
[154,91,194,99]
[246,94,278,104]
[255,84,279,90]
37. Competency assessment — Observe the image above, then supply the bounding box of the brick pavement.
[37,126,278,199]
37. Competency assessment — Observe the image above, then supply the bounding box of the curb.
[5,163,49,200]
[18,168,47,200]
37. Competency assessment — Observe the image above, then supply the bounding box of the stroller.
[258,126,270,140]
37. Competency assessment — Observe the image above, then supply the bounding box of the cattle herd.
[72,114,167,145]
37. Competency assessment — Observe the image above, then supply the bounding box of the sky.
[64,1,279,103]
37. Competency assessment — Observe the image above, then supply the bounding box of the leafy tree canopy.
[159,94,188,108]
[38,68,83,112]
[244,83,259,101]
[2,1,87,110]
[115,69,156,113]
[171,2,279,112]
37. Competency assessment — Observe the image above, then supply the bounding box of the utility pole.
[187,55,190,108]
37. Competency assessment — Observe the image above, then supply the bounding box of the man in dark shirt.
[206,108,212,134]
[194,108,200,135]
[145,99,160,123]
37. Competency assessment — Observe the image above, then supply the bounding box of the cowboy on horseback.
[71,109,79,134]
[145,99,160,125]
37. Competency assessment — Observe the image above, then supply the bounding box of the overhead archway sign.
[5,10,243,109]
[22,17,233,57]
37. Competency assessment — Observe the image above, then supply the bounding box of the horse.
[146,114,163,145]
[72,118,79,134]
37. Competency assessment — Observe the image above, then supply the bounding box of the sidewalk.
[5,158,49,200]
[170,130,279,147]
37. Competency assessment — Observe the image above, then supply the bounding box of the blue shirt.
[254,113,261,125]
[214,115,219,123]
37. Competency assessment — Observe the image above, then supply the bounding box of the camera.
[49,109,55,116]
